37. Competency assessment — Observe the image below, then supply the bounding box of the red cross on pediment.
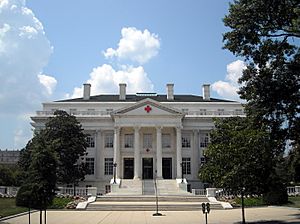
[144,105,152,113]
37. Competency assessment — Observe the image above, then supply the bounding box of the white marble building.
[31,83,244,194]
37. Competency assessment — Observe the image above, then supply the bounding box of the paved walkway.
[1,207,299,224]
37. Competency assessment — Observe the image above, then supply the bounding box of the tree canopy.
[223,0,300,155]
[199,117,272,195]
[43,110,88,185]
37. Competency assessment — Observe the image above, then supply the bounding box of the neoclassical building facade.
[31,83,244,194]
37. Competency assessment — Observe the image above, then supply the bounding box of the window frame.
[104,158,113,175]
[182,157,191,175]
[124,134,134,148]
[104,132,114,148]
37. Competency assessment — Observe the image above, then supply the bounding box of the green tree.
[223,0,300,155]
[43,110,88,191]
[199,117,284,224]
[0,165,15,186]
[16,132,57,224]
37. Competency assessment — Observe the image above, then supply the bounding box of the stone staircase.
[142,180,155,195]
[86,179,224,211]
[87,195,223,211]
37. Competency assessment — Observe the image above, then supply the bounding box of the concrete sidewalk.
[1,207,299,224]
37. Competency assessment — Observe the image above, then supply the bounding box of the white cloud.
[71,64,154,98]
[212,60,246,100]
[103,27,160,64]
[38,74,57,95]
[0,0,54,148]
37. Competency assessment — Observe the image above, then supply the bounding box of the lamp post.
[113,163,117,184]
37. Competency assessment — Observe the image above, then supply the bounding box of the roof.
[56,94,235,103]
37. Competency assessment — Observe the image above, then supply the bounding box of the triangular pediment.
[113,98,183,117]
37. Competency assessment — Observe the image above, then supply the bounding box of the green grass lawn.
[0,198,28,218]
[0,197,74,218]
[285,196,300,208]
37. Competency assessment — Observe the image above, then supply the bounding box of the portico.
[111,98,184,181]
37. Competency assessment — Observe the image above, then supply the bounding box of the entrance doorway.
[162,158,172,179]
[142,158,153,179]
[123,158,134,179]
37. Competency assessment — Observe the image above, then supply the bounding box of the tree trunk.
[73,183,76,196]
[44,209,47,224]
[241,191,246,224]
[28,207,31,224]
[39,210,42,224]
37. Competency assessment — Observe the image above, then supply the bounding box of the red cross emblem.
[144,105,152,113]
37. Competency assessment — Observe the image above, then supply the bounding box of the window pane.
[162,134,171,148]
[143,134,152,148]
[104,158,113,175]
[182,157,191,175]
[182,134,191,148]
[105,133,114,148]
[86,158,95,175]
[200,133,210,148]
[86,136,95,148]
[125,134,134,148]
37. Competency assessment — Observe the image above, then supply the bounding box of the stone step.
[87,201,223,211]
[96,195,209,202]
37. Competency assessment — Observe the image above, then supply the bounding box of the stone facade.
[31,83,244,194]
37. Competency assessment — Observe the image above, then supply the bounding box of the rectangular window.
[86,136,95,148]
[162,134,171,148]
[200,133,210,148]
[217,109,225,115]
[182,133,191,148]
[106,109,113,114]
[235,109,243,115]
[104,158,113,175]
[104,133,114,148]
[199,109,207,115]
[86,158,95,175]
[143,134,152,148]
[182,157,191,175]
[124,134,134,148]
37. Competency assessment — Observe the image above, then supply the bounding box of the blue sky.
[0,0,245,149]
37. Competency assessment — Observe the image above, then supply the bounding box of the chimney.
[202,84,210,100]
[166,83,174,100]
[119,83,127,100]
[83,83,91,100]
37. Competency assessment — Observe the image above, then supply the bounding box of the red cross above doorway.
[144,105,152,113]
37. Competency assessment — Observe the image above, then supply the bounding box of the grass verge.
[0,198,28,218]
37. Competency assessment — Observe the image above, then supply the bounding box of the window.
[104,158,113,175]
[199,109,207,115]
[106,109,113,114]
[86,158,95,175]
[182,157,191,175]
[182,133,191,148]
[162,134,171,148]
[124,134,134,148]
[104,133,114,148]
[143,134,152,148]
[200,133,210,148]
[217,109,225,115]
[86,136,95,148]
[235,109,243,115]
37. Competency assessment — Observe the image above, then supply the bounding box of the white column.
[113,127,120,178]
[176,127,182,179]
[95,130,102,180]
[134,126,140,179]
[192,130,199,179]
[156,126,162,179]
